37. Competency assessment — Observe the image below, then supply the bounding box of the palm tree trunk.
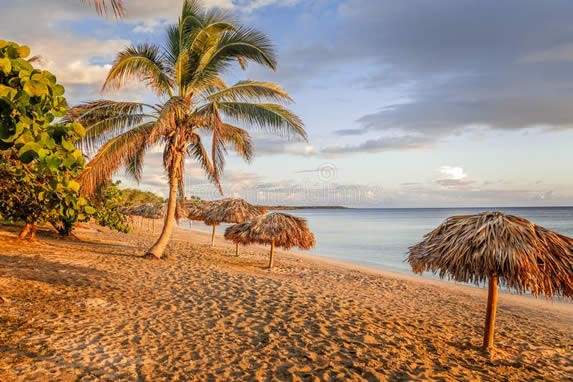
[483,275,499,351]
[268,239,275,269]
[211,225,216,247]
[145,168,180,259]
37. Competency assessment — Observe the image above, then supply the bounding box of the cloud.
[436,166,475,188]
[254,136,316,156]
[334,128,367,136]
[322,134,432,155]
[257,0,573,146]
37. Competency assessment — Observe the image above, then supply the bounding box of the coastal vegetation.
[72,0,306,259]
[0,40,91,239]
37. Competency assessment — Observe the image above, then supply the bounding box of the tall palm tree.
[84,0,125,17]
[72,0,306,259]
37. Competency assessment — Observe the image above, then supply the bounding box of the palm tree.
[84,0,125,17]
[72,0,306,259]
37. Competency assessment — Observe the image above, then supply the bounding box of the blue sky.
[2,0,573,207]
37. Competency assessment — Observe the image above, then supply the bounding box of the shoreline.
[182,224,573,313]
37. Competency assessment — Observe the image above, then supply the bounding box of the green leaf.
[23,80,49,97]
[84,206,97,215]
[53,85,65,96]
[0,84,17,99]
[18,141,42,159]
[44,155,62,170]
[16,45,30,58]
[71,122,86,138]
[67,180,80,193]
[0,58,12,74]
[61,138,75,151]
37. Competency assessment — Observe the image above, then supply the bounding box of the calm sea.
[186,207,573,278]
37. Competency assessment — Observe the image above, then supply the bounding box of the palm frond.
[212,26,277,69]
[204,81,293,103]
[190,26,276,89]
[78,122,158,196]
[68,100,157,154]
[103,44,174,96]
[83,0,125,17]
[187,133,223,194]
[210,102,306,140]
[218,123,254,161]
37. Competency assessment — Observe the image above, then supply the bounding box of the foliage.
[119,187,165,206]
[84,0,125,17]
[0,40,91,237]
[89,181,131,233]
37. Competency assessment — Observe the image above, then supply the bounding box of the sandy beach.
[0,223,571,381]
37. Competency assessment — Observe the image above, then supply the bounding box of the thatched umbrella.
[224,212,316,269]
[121,203,186,232]
[408,211,573,351]
[185,200,222,244]
[121,203,166,219]
[203,198,267,254]
[186,202,211,221]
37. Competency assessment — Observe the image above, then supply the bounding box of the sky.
[2,0,573,207]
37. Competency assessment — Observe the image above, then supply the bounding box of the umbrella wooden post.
[483,275,499,351]
[235,243,240,257]
[211,225,216,247]
[268,239,275,269]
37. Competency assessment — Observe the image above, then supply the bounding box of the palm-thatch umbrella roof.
[202,198,267,252]
[224,212,316,269]
[121,203,166,219]
[203,198,267,225]
[185,200,224,220]
[121,203,187,220]
[408,211,573,350]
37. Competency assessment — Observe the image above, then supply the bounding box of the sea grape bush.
[90,181,131,233]
[0,40,93,238]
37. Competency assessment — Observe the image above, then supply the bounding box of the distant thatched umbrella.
[408,211,573,351]
[121,203,186,232]
[186,202,211,221]
[121,203,166,219]
[203,198,267,253]
[224,212,315,269]
[185,200,221,244]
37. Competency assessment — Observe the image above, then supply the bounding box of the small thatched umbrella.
[224,212,316,269]
[121,203,166,219]
[186,200,222,244]
[121,203,186,232]
[408,211,573,351]
[203,198,267,254]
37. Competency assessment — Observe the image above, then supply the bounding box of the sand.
[0,222,571,381]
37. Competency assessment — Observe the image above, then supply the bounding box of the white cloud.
[438,166,467,181]
[436,166,475,188]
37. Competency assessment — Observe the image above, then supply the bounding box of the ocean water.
[186,207,573,278]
